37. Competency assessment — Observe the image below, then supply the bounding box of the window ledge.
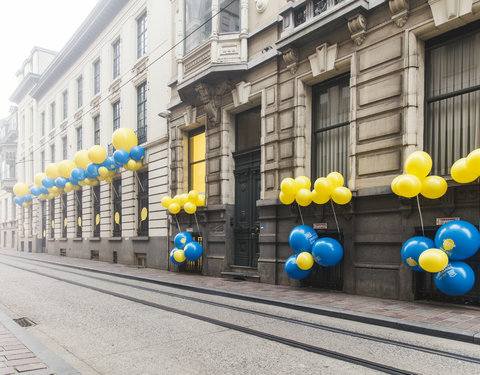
[133,236,149,241]
[58,237,67,241]
[73,237,83,242]
[108,237,122,241]
[90,237,101,242]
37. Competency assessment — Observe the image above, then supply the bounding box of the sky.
[0,0,99,119]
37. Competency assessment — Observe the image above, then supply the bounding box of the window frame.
[137,170,149,236]
[94,115,101,145]
[76,126,82,150]
[50,101,55,129]
[137,12,147,59]
[93,59,101,95]
[112,178,122,237]
[49,198,55,238]
[41,111,45,136]
[113,38,121,79]
[62,90,68,120]
[75,190,82,238]
[188,126,206,193]
[92,185,100,238]
[113,101,121,131]
[62,194,67,238]
[77,76,83,108]
[137,82,147,143]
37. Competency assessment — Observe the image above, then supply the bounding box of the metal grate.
[14,317,36,327]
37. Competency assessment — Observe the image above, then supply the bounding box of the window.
[62,194,67,238]
[50,144,55,163]
[312,74,350,179]
[137,171,148,236]
[50,102,55,129]
[93,59,100,95]
[219,0,239,33]
[425,24,480,176]
[62,137,68,159]
[188,127,206,193]
[113,101,120,131]
[50,199,55,238]
[236,107,261,151]
[41,112,45,136]
[112,179,121,237]
[77,76,83,108]
[41,151,45,171]
[184,0,212,54]
[137,82,147,143]
[30,107,34,133]
[137,12,147,58]
[75,190,82,238]
[62,90,68,120]
[77,126,82,150]
[94,116,100,145]
[113,39,121,78]
[93,185,100,238]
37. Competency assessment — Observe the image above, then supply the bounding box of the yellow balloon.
[295,188,312,207]
[314,177,333,195]
[280,177,298,196]
[141,207,148,221]
[133,161,143,171]
[391,175,401,196]
[168,202,181,214]
[188,190,198,203]
[48,186,59,194]
[74,150,90,170]
[78,180,87,187]
[296,252,314,270]
[22,202,31,208]
[184,202,197,214]
[396,174,422,198]
[112,128,138,152]
[331,187,352,205]
[88,145,107,164]
[35,173,47,187]
[58,160,76,178]
[173,249,186,263]
[405,151,432,179]
[64,183,73,193]
[98,166,109,178]
[105,176,113,184]
[45,163,60,179]
[419,249,448,273]
[279,192,295,205]
[90,179,99,186]
[326,172,344,188]
[126,159,137,170]
[161,196,173,208]
[295,176,311,191]
[196,194,206,207]
[420,176,447,199]
[114,212,120,224]
[13,183,29,197]
[311,189,330,204]
[466,148,480,176]
[96,213,100,225]
[451,158,478,184]
[179,193,189,206]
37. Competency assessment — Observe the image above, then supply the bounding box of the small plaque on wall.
[313,223,328,230]
[436,217,460,226]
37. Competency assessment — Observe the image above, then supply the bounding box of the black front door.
[234,149,260,267]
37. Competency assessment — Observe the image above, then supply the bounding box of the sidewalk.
[2,250,480,345]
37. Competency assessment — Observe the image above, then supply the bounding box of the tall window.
[94,116,101,145]
[137,82,147,143]
[113,39,121,78]
[62,194,67,238]
[425,25,480,176]
[30,107,34,133]
[50,102,55,129]
[41,151,45,171]
[50,199,55,238]
[93,59,100,95]
[188,127,206,193]
[62,137,68,159]
[312,74,350,179]
[77,76,83,108]
[137,12,147,58]
[77,126,82,150]
[137,171,148,236]
[62,90,68,120]
[75,190,82,238]
[112,178,122,237]
[113,101,120,131]
[92,185,100,238]
[50,144,55,163]
[219,0,240,33]
[185,0,212,54]
[41,111,45,136]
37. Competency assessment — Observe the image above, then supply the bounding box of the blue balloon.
[69,178,79,186]
[130,146,145,162]
[23,194,32,203]
[401,236,435,271]
[285,255,312,280]
[71,168,85,181]
[103,156,118,171]
[42,177,55,189]
[170,248,185,266]
[40,187,49,195]
[289,225,319,254]
[14,196,23,205]
[435,261,475,296]
[184,241,203,261]
[55,177,67,188]
[435,220,480,260]
[174,232,193,249]
[85,163,100,179]
[30,187,41,197]
[311,237,343,267]
[113,149,130,165]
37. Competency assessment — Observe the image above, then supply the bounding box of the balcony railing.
[0,177,16,192]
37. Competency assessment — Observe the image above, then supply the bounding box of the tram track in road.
[2,254,480,367]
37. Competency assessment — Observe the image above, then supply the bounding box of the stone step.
[221,269,260,282]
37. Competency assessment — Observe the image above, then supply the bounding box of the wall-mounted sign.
[436,217,460,226]
[313,223,328,230]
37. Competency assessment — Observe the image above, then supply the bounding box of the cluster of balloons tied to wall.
[450,148,480,183]
[170,232,203,265]
[161,191,206,214]
[402,221,479,296]
[13,128,144,207]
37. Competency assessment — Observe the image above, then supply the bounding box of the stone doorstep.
[221,271,260,282]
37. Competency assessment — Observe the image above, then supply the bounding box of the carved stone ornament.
[282,48,299,75]
[232,81,252,107]
[308,43,338,78]
[194,81,233,125]
[255,0,268,13]
[389,0,409,27]
[428,0,473,27]
[347,14,367,46]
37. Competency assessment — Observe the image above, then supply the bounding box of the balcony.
[0,177,16,192]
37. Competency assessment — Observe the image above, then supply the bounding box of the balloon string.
[174,214,181,232]
[330,200,341,236]
[416,195,425,237]
[194,212,200,233]
[297,204,305,225]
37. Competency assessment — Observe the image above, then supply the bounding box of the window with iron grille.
[312,74,350,179]
[62,90,68,120]
[93,185,100,238]
[50,199,55,238]
[41,111,45,136]
[113,39,121,79]
[94,115,100,145]
[75,190,82,238]
[137,82,147,144]
[188,127,206,193]
[112,178,122,237]
[50,144,55,163]
[93,59,100,95]
[113,101,120,131]
[137,12,147,58]
[77,126,82,150]
[62,137,68,159]
[62,194,67,238]
[50,102,55,129]
[137,171,148,236]
[77,76,83,108]
[425,23,480,176]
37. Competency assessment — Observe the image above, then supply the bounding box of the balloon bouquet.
[279,173,351,280]
[161,191,205,266]
[394,151,479,296]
